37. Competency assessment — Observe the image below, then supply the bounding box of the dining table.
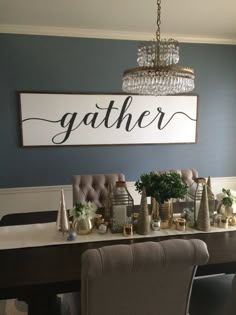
[1,210,236,315]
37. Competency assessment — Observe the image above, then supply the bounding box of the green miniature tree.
[135,172,187,204]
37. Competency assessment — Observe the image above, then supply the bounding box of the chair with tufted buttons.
[62,173,126,315]
[72,173,125,208]
[81,239,209,315]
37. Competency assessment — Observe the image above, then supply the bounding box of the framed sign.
[19,93,198,146]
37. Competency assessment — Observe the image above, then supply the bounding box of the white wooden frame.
[19,93,198,146]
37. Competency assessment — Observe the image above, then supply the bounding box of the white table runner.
[1,222,236,250]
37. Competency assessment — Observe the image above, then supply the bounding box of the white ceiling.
[0,0,236,44]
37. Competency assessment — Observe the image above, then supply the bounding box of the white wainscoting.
[0,182,139,220]
[1,177,236,220]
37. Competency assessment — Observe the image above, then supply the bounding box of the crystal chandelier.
[122,0,195,96]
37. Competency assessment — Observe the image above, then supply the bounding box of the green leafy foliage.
[135,172,187,204]
[222,188,234,207]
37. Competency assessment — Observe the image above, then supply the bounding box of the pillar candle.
[113,205,127,225]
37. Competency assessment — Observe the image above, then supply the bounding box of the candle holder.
[151,219,161,231]
[220,217,229,229]
[176,218,186,231]
[160,220,169,229]
[123,223,133,236]
[98,221,108,234]
[94,214,103,228]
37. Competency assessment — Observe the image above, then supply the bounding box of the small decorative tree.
[135,172,188,224]
[135,172,187,204]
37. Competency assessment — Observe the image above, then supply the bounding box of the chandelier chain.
[156,0,161,42]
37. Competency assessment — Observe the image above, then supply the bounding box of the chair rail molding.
[0,177,236,219]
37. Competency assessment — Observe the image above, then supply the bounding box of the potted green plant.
[135,172,187,222]
[218,188,236,217]
[135,172,187,204]
[221,188,234,207]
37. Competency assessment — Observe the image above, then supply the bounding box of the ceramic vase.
[223,205,233,217]
[159,200,173,228]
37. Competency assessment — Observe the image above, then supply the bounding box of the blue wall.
[1,34,236,188]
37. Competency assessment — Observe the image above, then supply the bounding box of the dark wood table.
[1,211,236,314]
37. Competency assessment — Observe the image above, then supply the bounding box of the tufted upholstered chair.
[81,239,209,315]
[72,173,125,208]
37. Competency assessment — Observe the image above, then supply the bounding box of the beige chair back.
[81,239,209,315]
[72,173,125,208]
